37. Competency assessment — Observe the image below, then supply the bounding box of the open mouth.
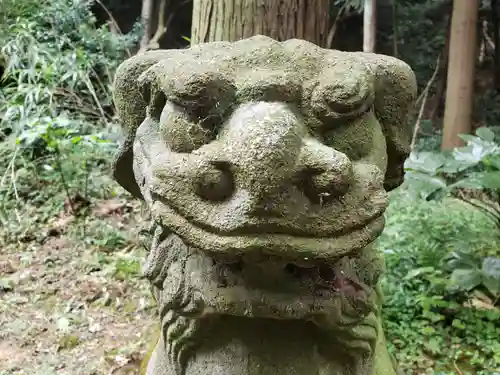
[213,253,374,300]
[151,199,386,261]
[185,250,379,322]
[148,210,383,323]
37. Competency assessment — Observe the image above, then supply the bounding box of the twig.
[139,0,154,51]
[83,76,108,123]
[392,0,398,57]
[428,13,452,126]
[94,0,131,57]
[0,148,18,188]
[453,361,464,375]
[149,0,169,49]
[456,193,500,227]
[53,148,75,215]
[0,148,21,223]
[479,30,485,65]
[10,152,21,223]
[483,20,495,51]
[411,54,441,150]
[140,0,191,52]
[82,159,90,237]
[326,3,347,49]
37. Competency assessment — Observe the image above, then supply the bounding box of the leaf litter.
[0,197,157,375]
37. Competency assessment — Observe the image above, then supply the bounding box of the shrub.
[379,128,500,373]
[0,0,139,234]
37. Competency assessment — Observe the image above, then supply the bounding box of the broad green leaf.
[424,338,442,355]
[458,134,481,144]
[484,154,500,170]
[404,151,445,174]
[403,171,447,200]
[450,268,482,291]
[482,275,500,296]
[476,127,495,142]
[404,170,447,188]
[482,257,500,280]
[448,178,485,190]
[440,157,474,174]
[422,326,436,335]
[470,171,500,190]
[453,140,498,165]
[451,319,466,329]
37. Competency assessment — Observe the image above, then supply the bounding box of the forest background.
[1,1,500,374]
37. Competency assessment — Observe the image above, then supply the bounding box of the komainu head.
[112,35,416,373]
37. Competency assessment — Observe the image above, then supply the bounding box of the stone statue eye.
[158,101,215,154]
[166,74,236,129]
[169,97,229,131]
[144,75,237,154]
[310,71,375,124]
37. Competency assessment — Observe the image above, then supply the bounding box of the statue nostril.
[311,169,351,195]
[300,166,352,205]
[194,161,234,202]
[297,139,353,205]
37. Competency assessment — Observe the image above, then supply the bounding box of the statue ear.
[361,54,417,191]
[112,51,172,199]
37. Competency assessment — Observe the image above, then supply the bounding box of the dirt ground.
[0,197,157,375]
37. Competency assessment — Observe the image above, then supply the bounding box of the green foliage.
[403,128,500,203]
[380,128,500,373]
[0,0,139,133]
[380,192,500,373]
[389,0,448,93]
[0,0,139,230]
[332,0,364,13]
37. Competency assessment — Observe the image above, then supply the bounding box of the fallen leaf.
[93,199,129,218]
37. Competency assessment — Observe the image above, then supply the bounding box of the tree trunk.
[428,12,452,127]
[139,0,155,51]
[190,0,330,47]
[492,0,500,90]
[363,0,376,52]
[441,0,479,150]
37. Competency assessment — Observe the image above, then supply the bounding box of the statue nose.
[218,102,303,195]
[193,101,353,209]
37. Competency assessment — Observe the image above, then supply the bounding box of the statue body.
[112,36,416,375]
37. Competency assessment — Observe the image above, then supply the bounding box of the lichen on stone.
[113,35,416,375]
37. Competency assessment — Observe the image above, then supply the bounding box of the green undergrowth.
[379,129,500,374]
[0,0,139,237]
[379,191,500,374]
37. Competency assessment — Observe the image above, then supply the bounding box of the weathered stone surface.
[113,35,416,375]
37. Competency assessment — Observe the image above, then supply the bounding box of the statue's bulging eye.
[167,74,237,127]
[311,81,374,124]
[158,102,216,154]
[145,75,236,154]
[169,98,230,131]
[309,66,375,127]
